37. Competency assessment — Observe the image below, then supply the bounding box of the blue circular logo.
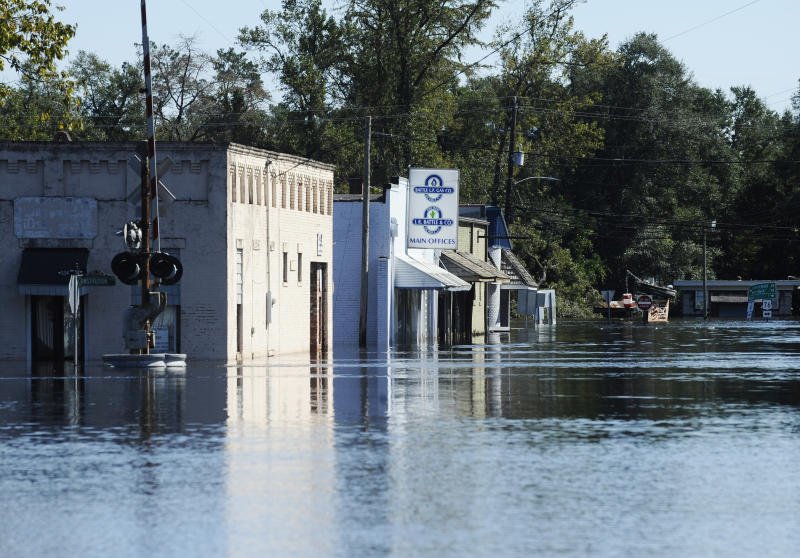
[411,206,455,235]
[412,174,454,202]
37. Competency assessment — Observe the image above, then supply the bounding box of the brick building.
[0,141,334,368]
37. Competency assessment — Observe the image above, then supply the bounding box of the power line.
[661,0,761,42]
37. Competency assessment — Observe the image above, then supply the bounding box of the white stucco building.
[0,141,334,368]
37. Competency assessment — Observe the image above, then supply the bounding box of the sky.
[41,0,800,112]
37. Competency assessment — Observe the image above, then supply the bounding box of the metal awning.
[394,255,471,291]
[500,249,538,289]
[440,251,510,283]
[17,248,90,296]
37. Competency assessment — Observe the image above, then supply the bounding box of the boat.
[626,270,677,299]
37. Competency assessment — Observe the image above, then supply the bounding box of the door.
[31,295,83,372]
[310,263,328,358]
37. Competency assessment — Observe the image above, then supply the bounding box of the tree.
[0,0,74,79]
[0,64,80,140]
[189,48,271,145]
[239,0,343,157]
[342,0,496,183]
[567,32,734,287]
[0,1,76,139]
[148,37,214,141]
[69,51,144,141]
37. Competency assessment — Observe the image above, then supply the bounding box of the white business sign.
[407,168,459,250]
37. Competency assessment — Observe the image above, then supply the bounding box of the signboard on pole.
[762,298,773,320]
[748,282,776,301]
[636,294,653,311]
[68,275,80,315]
[407,168,459,250]
[78,274,116,287]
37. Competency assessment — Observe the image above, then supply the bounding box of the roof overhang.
[500,249,538,288]
[394,255,470,291]
[440,251,510,283]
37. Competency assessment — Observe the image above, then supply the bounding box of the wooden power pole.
[359,116,371,348]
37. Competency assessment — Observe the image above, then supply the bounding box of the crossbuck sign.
[407,168,459,250]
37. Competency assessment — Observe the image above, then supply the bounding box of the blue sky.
[50,0,799,112]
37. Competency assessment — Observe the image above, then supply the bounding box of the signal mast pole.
[139,0,158,353]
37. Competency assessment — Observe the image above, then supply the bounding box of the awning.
[500,249,538,289]
[394,255,471,291]
[440,251,510,283]
[18,248,90,296]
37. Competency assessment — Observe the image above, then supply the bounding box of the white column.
[487,246,502,332]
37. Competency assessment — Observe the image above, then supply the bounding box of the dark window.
[298,253,303,283]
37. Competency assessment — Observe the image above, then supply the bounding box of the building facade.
[459,205,552,330]
[332,178,469,353]
[673,279,800,318]
[1,141,333,367]
[439,217,510,344]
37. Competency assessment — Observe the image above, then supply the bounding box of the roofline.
[0,140,336,172]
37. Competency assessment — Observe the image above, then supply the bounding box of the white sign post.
[762,298,773,320]
[407,168,459,250]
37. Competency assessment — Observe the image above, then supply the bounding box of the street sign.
[636,294,653,310]
[78,275,116,287]
[748,282,776,301]
[68,275,80,315]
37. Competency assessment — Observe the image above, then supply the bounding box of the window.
[297,253,303,283]
[271,174,277,207]
[248,172,254,204]
[281,176,287,208]
[283,252,288,283]
[235,248,244,304]
[230,168,237,203]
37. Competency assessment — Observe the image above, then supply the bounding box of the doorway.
[310,263,328,358]
[31,295,83,371]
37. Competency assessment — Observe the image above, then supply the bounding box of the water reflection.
[2,321,800,556]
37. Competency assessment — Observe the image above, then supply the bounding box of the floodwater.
[2,320,800,557]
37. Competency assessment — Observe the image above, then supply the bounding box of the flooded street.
[2,319,800,557]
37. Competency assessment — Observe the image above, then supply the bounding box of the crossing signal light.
[111,252,143,285]
[111,251,183,285]
[149,252,183,285]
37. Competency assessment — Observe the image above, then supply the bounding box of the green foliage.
[0,65,80,140]
[0,0,74,79]
[69,51,144,140]
[5,0,800,317]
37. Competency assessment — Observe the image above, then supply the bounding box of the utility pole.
[703,226,708,320]
[503,96,518,223]
[703,219,717,320]
[359,116,371,348]
[138,0,158,354]
[140,145,152,342]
